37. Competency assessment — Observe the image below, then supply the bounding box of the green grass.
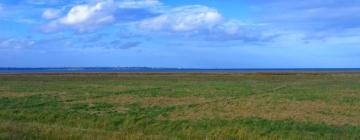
[1,73,360,139]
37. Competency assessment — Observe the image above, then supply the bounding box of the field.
[1,73,360,140]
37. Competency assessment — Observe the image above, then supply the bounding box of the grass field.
[1,73,360,140]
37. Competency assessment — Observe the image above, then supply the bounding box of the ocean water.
[0,68,360,74]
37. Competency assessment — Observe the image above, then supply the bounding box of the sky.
[0,0,360,68]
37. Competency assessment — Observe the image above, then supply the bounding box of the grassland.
[1,73,360,140]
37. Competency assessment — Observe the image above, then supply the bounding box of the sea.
[0,67,360,74]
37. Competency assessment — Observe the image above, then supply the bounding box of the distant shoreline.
[1,67,360,74]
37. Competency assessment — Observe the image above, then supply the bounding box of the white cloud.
[42,8,61,19]
[42,0,116,32]
[41,0,247,38]
[42,0,163,32]
[220,20,243,35]
[118,0,161,9]
[59,0,115,26]
[137,5,274,42]
[139,5,223,32]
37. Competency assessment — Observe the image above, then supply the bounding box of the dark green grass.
[1,73,360,139]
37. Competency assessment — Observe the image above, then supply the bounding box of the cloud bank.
[40,0,263,43]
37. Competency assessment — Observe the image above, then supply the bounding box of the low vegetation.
[1,73,360,139]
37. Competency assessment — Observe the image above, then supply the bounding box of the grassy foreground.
[1,73,360,140]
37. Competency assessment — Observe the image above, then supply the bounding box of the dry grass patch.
[341,90,360,97]
[79,95,137,105]
[0,92,41,97]
[111,85,129,91]
[85,94,208,107]
[103,95,137,105]
[115,106,129,113]
[88,107,129,115]
[167,96,360,125]
[140,96,208,107]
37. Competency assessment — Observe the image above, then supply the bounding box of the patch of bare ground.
[166,96,360,125]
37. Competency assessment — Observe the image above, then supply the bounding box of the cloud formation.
[2,0,360,68]
[118,0,161,9]
[59,1,115,25]
[44,0,116,32]
[42,0,162,32]
[42,8,61,19]
[29,0,360,47]
[0,38,35,49]
[139,5,223,32]
[136,5,272,42]
[40,0,260,43]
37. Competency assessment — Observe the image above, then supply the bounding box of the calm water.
[0,68,360,74]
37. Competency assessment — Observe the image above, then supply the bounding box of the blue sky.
[0,0,359,68]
